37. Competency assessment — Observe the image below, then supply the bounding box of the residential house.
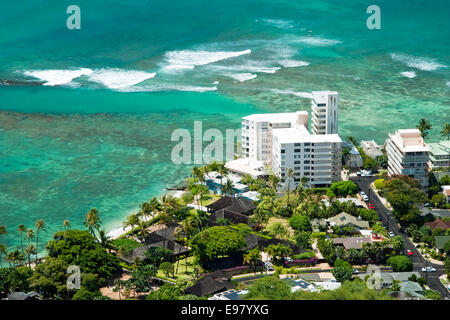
[332,237,372,250]
[424,219,450,231]
[435,236,450,253]
[355,271,420,289]
[205,195,256,216]
[184,270,236,297]
[360,140,384,160]
[328,212,370,230]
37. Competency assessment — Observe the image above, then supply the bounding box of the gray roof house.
[329,212,370,230]
[356,271,421,289]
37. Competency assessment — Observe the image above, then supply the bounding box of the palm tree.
[416,118,432,139]
[97,229,113,252]
[0,225,6,235]
[26,229,34,246]
[217,163,229,197]
[243,248,262,273]
[157,209,177,253]
[173,219,195,273]
[147,197,162,219]
[286,168,296,207]
[0,243,7,267]
[136,221,148,241]
[267,175,280,190]
[18,224,26,255]
[34,219,46,265]
[123,214,140,231]
[23,244,36,268]
[222,179,234,196]
[440,122,450,140]
[84,208,101,237]
[6,249,24,268]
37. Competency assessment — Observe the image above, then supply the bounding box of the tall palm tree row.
[34,219,46,265]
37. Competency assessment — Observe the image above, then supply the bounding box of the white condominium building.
[241,110,342,188]
[271,124,342,187]
[241,111,307,162]
[386,129,429,190]
[311,91,338,135]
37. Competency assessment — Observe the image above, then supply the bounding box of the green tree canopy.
[28,257,69,299]
[387,255,413,272]
[330,181,359,197]
[243,276,293,300]
[189,226,246,263]
[289,214,312,232]
[46,230,120,278]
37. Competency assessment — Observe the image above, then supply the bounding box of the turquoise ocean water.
[0,0,449,252]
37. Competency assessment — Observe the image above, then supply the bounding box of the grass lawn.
[156,256,197,282]
[264,217,295,238]
[201,193,221,206]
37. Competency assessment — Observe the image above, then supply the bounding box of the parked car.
[389,231,395,237]
[368,203,375,209]
[421,266,437,272]
[285,257,293,262]
[264,261,274,271]
[407,249,413,256]
[353,269,360,274]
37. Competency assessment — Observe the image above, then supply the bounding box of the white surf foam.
[262,19,295,30]
[23,68,93,86]
[292,36,341,47]
[401,71,416,78]
[125,84,218,93]
[162,49,251,72]
[446,81,450,87]
[278,60,310,68]
[87,68,156,89]
[271,89,313,98]
[225,73,257,82]
[391,53,447,71]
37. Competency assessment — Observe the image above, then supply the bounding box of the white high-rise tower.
[311,91,338,135]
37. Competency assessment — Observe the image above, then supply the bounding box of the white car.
[389,231,395,237]
[421,266,437,272]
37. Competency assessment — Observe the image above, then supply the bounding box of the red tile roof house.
[424,219,450,231]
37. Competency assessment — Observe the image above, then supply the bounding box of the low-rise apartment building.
[427,140,450,169]
[386,129,429,190]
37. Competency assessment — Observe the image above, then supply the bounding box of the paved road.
[351,176,449,298]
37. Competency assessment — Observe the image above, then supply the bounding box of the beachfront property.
[427,140,450,169]
[360,140,384,160]
[225,157,267,178]
[311,91,338,135]
[241,107,342,188]
[386,129,429,190]
[270,120,342,187]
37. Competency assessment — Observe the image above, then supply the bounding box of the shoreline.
[105,189,186,240]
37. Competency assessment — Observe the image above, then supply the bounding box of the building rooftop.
[329,212,370,229]
[242,111,305,123]
[225,158,267,178]
[435,235,450,250]
[424,219,450,231]
[273,126,342,144]
[428,140,450,156]
[388,129,429,153]
[332,236,372,249]
[360,140,384,159]
[312,91,338,104]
